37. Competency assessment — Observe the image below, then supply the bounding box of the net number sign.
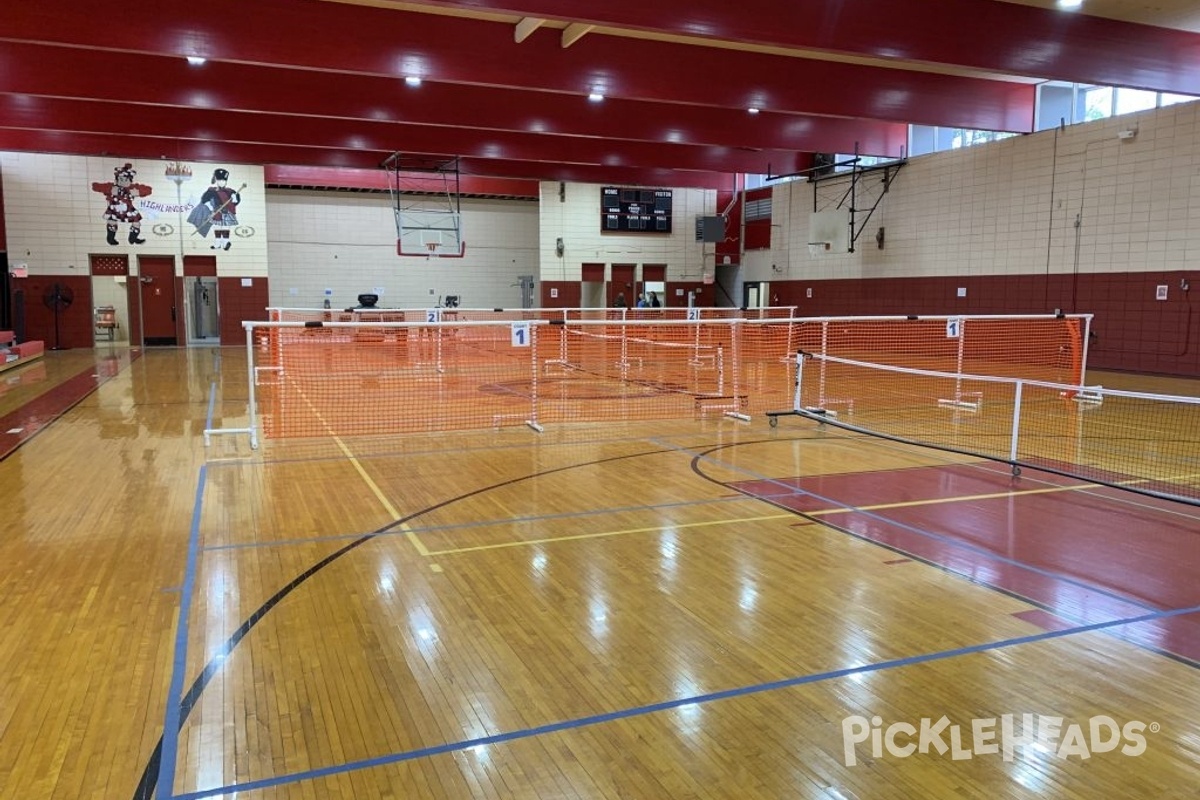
[426,308,442,323]
[946,317,963,339]
[511,321,531,347]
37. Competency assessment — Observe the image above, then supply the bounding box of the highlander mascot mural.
[91,163,152,245]
[189,168,246,250]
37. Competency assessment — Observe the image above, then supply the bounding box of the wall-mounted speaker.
[555,237,564,257]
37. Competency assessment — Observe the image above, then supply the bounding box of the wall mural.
[91,163,152,245]
[85,160,256,250]
[190,168,245,250]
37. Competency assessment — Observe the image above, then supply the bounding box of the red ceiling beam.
[0,130,737,189]
[421,0,1200,94]
[0,95,816,175]
[265,165,538,197]
[0,1,1035,130]
[455,159,741,191]
[0,129,383,170]
[0,43,908,156]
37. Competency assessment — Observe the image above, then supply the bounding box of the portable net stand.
[206,312,1094,454]
[770,350,1200,507]
[764,313,1092,426]
[208,317,772,447]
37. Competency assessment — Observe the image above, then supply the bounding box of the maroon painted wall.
[183,255,217,277]
[716,180,742,263]
[581,263,605,282]
[0,165,7,252]
[540,281,581,308]
[126,276,141,347]
[16,274,93,348]
[772,270,1199,377]
[218,276,270,345]
[664,281,713,307]
[743,186,772,251]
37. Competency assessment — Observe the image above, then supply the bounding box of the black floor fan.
[43,282,74,350]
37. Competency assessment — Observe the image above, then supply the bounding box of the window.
[745,82,1200,185]
[908,126,1016,156]
[1081,86,1113,121]
[1160,93,1197,107]
[1115,88,1156,115]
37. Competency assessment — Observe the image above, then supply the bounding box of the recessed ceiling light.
[186,56,207,66]
[405,76,422,87]
[747,107,760,114]
[1056,0,1083,9]
[588,92,604,102]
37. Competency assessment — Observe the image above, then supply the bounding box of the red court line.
[732,464,1200,662]
[0,351,138,460]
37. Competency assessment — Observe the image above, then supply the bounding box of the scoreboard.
[601,187,672,234]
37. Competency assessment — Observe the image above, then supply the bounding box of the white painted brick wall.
[742,102,1200,283]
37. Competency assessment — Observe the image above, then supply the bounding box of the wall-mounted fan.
[42,282,74,350]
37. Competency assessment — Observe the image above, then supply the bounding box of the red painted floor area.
[0,350,137,460]
[732,463,1200,663]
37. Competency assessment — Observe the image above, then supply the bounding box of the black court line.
[133,442,703,800]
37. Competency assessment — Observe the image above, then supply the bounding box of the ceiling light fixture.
[186,56,207,66]
[405,76,422,87]
[588,92,604,102]
[747,107,760,114]
[1056,0,1083,9]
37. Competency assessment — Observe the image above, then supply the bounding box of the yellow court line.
[334,437,431,557]
[428,482,1066,556]
[427,468,1200,557]
[807,468,1200,517]
[289,378,431,557]
[427,513,796,556]
[806,481,1101,516]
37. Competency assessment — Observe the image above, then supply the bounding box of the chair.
[94,306,118,341]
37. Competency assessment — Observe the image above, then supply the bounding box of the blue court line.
[156,464,208,800]
[201,493,752,553]
[166,601,1200,800]
[658,438,1161,614]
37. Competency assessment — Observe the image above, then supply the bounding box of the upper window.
[1162,93,1196,107]
[743,82,1199,184]
[908,127,1017,157]
[1115,88,1158,115]
[1037,81,1197,131]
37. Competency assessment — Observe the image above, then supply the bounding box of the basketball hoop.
[426,241,440,259]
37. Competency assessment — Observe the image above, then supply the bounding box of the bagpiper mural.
[91,163,152,245]
[188,168,246,250]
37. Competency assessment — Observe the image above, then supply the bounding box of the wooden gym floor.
[0,347,1198,799]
